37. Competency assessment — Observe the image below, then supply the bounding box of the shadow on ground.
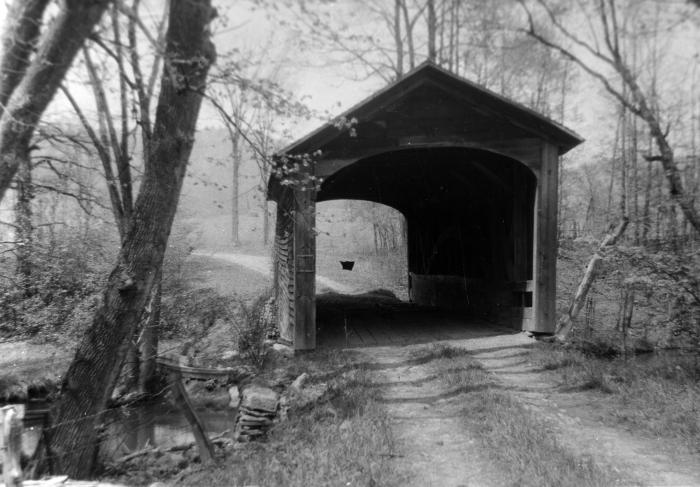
[316,290,516,348]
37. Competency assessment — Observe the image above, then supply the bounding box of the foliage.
[171,354,401,487]
[530,343,700,452]
[0,224,115,342]
[231,291,277,368]
[557,239,700,352]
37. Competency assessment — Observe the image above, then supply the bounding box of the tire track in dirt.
[464,334,700,487]
[357,344,507,487]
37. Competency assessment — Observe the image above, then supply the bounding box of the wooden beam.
[531,142,559,333]
[293,187,317,350]
[2,406,23,487]
[316,138,542,180]
[274,188,295,344]
[166,369,215,464]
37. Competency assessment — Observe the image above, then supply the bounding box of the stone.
[271,343,294,358]
[222,350,240,361]
[241,385,279,413]
[234,386,279,441]
[228,386,241,408]
[290,372,309,391]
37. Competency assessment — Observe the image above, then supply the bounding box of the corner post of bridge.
[293,183,317,351]
[532,141,559,334]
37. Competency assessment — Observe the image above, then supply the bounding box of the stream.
[17,400,237,461]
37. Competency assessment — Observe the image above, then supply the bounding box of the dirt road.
[357,333,700,487]
[193,250,356,294]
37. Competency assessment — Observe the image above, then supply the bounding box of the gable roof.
[280,61,583,156]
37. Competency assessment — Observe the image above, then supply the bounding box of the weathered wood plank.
[531,141,559,333]
[293,187,316,350]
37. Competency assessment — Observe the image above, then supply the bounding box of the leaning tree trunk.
[555,217,629,340]
[46,0,215,478]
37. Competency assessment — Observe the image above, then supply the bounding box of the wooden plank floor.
[317,298,513,348]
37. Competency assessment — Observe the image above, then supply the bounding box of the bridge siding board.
[274,188,295,344]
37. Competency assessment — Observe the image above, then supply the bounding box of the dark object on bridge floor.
[340,260,355,271]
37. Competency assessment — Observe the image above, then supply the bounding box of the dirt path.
[193,250,355,294]
[357,333,700,487]
[357,343,508,487]
[466,335,700,487]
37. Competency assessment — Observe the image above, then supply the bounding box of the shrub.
[233,291,276,368]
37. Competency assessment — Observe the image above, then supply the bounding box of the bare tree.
[0,0,110,202]
[520,0,700,235]
[46,0,216,477]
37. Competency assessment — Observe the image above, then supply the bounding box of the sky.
[0,1,698,161]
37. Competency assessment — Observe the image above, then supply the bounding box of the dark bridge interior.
[318,147,536,319]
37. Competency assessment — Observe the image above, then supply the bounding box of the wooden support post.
[532,142,559,333]
[293,187,316,350]
[274,189,295,344]
[166,370,214,464]
[2,405,23,487]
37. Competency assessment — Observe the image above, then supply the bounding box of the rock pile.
[233,385,279,441]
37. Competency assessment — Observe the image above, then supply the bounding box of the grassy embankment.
[413,345,626,487]
[159,350,402,487]
[529,343,700,453]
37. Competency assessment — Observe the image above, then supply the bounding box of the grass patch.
[172,351,403,487]
[410,343,471,362]
[419,345,624,487]
[465,390,621,487]
[530,343,700,452]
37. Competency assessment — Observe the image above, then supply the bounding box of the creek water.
[16,400,237,461]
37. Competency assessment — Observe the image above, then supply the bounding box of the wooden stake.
[166,370,215,464]
[2,405,23,487]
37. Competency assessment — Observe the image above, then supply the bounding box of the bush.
[233,291,277,368]
[0,224,115,341]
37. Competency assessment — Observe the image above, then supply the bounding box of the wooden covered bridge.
[268,62,583,350]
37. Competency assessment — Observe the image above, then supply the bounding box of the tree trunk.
[393,0,403,78]
[427,0,437,62]
[15,151,33,296]
[0,0,50,113]
[400,1,416,69]
[619,287,635,360]
[232,140,241,246]
[138,272,161,395]
[46,0,215,477]
[0,0,109,202]
[262,199,270,246]
[555,217,629,340]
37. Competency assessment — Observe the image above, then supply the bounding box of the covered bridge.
[268,62,583,350]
